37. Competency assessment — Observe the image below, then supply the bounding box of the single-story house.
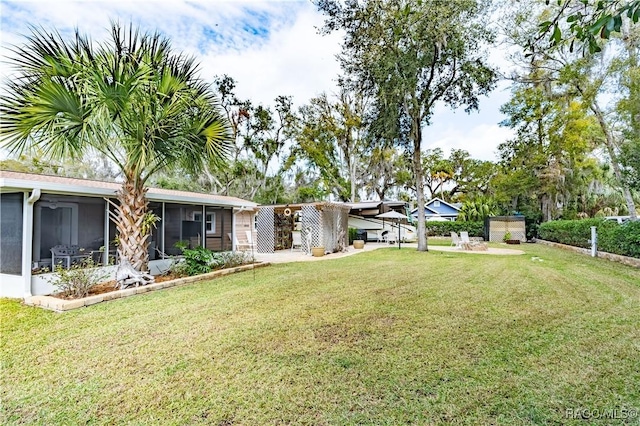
[0,171,257,298]
[410,197,461,221]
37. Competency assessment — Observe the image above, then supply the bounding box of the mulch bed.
[53,273,181,300]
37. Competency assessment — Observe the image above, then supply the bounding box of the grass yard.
[2,243,639,425]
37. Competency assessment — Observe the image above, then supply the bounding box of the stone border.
[24,262,270,312]
[536,239,640,268]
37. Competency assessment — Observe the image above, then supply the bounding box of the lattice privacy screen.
[487,217,526,242]
[256,203,349,254]
[321,204,349,253]
[256,207,274,253]
[300,205,321,255]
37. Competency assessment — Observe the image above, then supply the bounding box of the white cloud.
[198,5,342,107]
[424,123,514,162]
[1,0,514,162]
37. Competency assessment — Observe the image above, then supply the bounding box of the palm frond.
[1,22,233,182]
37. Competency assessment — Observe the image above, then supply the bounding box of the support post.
[23,189,41,298]
[590,226,597,257]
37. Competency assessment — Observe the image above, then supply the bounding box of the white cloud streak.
[1,0,513,162]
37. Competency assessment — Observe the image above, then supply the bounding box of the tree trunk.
[413,119,428,251]
[591,102,638,219]
[115,178,151,273]
[350,160,356,202]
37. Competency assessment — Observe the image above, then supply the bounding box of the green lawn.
[2,244,639,425]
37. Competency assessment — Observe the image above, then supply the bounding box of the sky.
[0,0,515,162]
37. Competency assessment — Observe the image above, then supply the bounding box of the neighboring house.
[410,197,461,221]
[0,171,257,298]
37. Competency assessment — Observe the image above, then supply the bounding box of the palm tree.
[1,23,232,277]
[457,198,498,222]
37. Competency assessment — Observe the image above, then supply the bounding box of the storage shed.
[485,216,526,242]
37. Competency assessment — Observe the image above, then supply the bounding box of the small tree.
[317,0,497,251]
[1,24,232,280]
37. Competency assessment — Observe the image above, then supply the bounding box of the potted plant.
[311,247,325,257]
[503,231,520,244]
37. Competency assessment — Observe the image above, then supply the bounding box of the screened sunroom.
[0,171,257,298]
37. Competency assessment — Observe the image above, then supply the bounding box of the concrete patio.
[253,242,524,264]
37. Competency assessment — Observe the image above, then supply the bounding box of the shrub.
[46,258,110,298]
[425,221,484,238]
[210,251,254,270]
[348,227,358,245]
[181,246,215,276]
[170,248,255,277]
[538,219,640,258]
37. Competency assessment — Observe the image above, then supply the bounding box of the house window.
[194,212,216,234]
[434,200,440,207]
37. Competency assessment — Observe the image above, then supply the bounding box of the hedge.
[538,219,640,259]
[425,221,484,238]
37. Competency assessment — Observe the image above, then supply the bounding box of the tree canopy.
[1,23,232,278]
[316,0,497,250]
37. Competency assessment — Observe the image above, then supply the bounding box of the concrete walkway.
[253,242,524,264]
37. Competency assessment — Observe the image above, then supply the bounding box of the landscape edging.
[24,262,270,312]
[536,239,640,268]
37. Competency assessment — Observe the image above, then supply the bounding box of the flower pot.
[353,240,365,249]
[311,247,325,257]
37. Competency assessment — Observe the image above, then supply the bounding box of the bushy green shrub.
[46,258,110,298]
[181,246,215,275]
[613,221,640,258]
[171,247,254,277]
[425,221,484,237]
[538,219,601,248]
[538,219,640,258]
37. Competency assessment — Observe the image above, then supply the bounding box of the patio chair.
[386,231,397,245]
[375,229,386,243]
[50,244,89,269]
[459,231,472,249]
[245,231,257,250]
[460,231,487,250]
[291,230,302,251]
[450,232,463,249]
[227,233,253,251]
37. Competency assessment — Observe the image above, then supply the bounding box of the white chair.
[451,232,463,249]
[460,231,487,250]
[386,231,397,244]
[460,231,471,248]
[245,231,257,249]
[291,230,302,251]
[375,229,385,243]
[228,233,253,251]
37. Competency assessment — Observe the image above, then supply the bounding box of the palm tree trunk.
[115,178,151,272]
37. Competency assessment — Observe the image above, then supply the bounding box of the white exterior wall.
[0,274,25,299]
[27,259,175,297]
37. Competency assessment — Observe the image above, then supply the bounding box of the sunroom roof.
[0,171,257,209]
